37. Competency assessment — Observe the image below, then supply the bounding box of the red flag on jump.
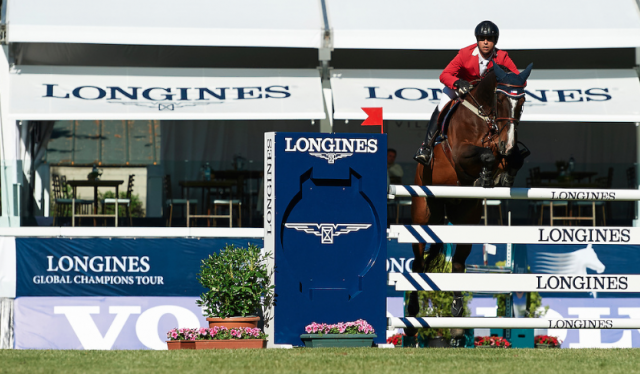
[361,107,383,133]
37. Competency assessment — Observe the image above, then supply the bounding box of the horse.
[408,63,534,318]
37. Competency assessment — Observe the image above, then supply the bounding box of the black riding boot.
[413,108,440,165]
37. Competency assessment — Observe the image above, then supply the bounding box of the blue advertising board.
[264,132,387,345]
[16,238,261,297]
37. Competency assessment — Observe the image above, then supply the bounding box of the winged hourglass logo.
[309,152,353,164]
[284,223,372,244]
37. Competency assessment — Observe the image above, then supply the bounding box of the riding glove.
[454,79,472,96]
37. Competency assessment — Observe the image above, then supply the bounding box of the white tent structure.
[2,0,640,228]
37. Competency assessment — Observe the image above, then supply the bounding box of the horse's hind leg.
[448,200,483,317]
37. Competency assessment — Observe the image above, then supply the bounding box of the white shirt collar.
[472,46,496,59]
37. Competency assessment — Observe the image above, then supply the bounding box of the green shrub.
[413,252,472,340]
[196,244,275,319]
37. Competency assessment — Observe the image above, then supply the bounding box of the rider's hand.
[454,79,471,96]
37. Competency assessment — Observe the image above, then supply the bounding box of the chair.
[51,174,92,226]
[574,167,613,226]
[164,175,198,227]
[205,183,242,227]
[481,199,503,225]
[101,174,135,226]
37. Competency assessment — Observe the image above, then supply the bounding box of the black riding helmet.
[475,20,499,44]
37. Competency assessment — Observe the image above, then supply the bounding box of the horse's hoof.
[451,295,464,317]
[407,291,420,316]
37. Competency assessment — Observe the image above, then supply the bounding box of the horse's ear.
[519,63,534,81]
[493,63,507,81]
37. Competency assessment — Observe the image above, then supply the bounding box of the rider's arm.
[440,51,464,90]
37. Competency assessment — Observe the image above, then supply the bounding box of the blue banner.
[16,238,262,297]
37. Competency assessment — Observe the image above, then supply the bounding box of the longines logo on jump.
[536,275,628,291]
[284,137,378,164]
[538,228,630,243]
[284,223,372,244]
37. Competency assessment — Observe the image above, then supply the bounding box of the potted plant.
[299,320,377,348]
[415,290,472,347]
[474,336,511,348]
[196,243,275,329]
[535,335,562,348]
[387,333,404,347]
[412,252,472,348]
[166,326,268,350]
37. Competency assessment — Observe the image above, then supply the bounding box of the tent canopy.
[326,0,640,50]
[331,69,640,122]
[6,0,323,48]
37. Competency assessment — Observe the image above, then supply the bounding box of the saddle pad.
[440,100,460,139]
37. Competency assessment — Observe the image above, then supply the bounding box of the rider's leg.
[414,87,457,165]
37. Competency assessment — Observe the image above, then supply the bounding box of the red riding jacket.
[440,43,519,90]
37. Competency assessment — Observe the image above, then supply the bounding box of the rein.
[460,80,526,150]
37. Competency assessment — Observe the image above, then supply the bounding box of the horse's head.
[581,244,606,274]
[493,63,533,156]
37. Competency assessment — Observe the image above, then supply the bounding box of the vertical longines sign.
[264,132,387,346]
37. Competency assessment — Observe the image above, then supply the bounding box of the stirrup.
[413,146,432,166]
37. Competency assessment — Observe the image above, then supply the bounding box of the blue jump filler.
[264,132,388,346]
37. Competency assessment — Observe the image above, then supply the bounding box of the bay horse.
[407,63,533,318]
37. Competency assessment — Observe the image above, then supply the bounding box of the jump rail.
[389,185,639,201]
[389,317,640,329]
[388,273,639,292]
[388,225,638,244]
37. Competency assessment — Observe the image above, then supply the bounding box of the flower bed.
[300,320,376,348]
[304,319,375,335]
[387,333,403,346]
[167,326,267,341]
[166,327,267,350]
[474,336,511,348]
[535,335,562,348]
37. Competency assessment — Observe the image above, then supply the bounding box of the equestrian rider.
[413,20,520,165]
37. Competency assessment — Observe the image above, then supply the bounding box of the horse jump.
[390,183,640,330]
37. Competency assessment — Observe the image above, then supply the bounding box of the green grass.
[1,348,640,374]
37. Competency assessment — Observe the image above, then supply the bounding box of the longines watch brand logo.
[538,228,630,243]
[536,275,628,291]
[284,223,372,244]
[284,137,378,164]
[42,84,292,111]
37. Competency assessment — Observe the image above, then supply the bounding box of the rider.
[413,20,521,165]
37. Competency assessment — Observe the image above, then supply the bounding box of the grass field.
[1,348,640,374]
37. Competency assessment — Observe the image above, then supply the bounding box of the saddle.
[434,99,460,143]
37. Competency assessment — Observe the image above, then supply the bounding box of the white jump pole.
[389,185,637,201]
[389,317,640,330]
[388,225,639,244]
[389,273,639,292]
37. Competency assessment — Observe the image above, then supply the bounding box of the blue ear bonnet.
[494,63,533,98]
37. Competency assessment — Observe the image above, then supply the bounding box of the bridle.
[463,79,526,151]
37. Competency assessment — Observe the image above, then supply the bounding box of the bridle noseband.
[463,81,526,152]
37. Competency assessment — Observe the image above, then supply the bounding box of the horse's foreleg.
[499,144,526,187]
[455,144,496,187]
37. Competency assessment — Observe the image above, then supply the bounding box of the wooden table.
[67,179,124,214]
